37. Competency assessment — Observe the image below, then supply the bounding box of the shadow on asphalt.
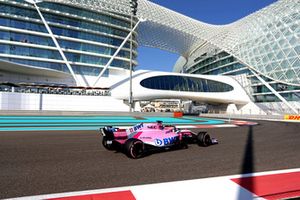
[238,126,255,199]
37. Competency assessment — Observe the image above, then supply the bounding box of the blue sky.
[136,0,277,72]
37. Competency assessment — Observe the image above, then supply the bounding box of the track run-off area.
[0,115,299,199]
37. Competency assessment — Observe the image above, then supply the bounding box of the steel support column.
[249,69,298,114]
[32,1,80,85]
[92,18,143,87]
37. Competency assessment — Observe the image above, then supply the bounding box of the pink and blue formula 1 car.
[100,121,218,159]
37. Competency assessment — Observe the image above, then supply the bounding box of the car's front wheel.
[124,138,144,159]
[197,132,211,147]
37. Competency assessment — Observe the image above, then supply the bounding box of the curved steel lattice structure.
[42,0,300,85]
[139,0,300,86]
[42,0,222,56]
[222,0,300,85]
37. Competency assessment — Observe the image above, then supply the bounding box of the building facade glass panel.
[0,3,40,19]
[140,75,233,92]
[42,13,130,38]
[0,30,55,46]
[71,65,109,77]
[39,2,131,29]
[0,57,68,72]
[0,17,47,33]
[0,44,62,60]
[57,39,133,59]
[0,0,137,76]
[50,26,133,49]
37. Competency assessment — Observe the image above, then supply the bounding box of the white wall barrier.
[0,92,129,111]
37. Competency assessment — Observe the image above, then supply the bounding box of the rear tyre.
[197,132,211,147]
[102,136,115,150]
[125,138,144,159]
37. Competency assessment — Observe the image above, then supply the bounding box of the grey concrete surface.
[0,120,299,199]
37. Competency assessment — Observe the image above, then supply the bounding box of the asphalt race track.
[0,120,299,199]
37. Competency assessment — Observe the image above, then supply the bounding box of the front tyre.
[102,136,115,150]
[125,138,144,159]
[197,132,211,147]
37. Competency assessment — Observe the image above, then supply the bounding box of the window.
[39,2,130,28]
[140,76,233,92]
[51,27,134,49]
[0,57,68,72]
[0,17,47,32]
[71,65,109,76]
[0,30,54,46]
[0,44,62,60]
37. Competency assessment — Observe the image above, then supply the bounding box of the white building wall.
[0,92,40,110]
[0,92,129,111]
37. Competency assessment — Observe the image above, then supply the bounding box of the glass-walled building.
[0,0,137,86]
[185,49,300,104]
[177,0,300,113]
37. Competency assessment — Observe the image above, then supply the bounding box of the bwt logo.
[129,123,144,133]
[155,136,179,146]
[155,139,163,146]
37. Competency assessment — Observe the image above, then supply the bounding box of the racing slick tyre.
[197,132,211,147]
[125,138,144,159]
[102,136,115,150]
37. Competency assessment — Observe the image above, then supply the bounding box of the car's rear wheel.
[125,138,144,159]
[102,136,115,150]
[197,132,211,147]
